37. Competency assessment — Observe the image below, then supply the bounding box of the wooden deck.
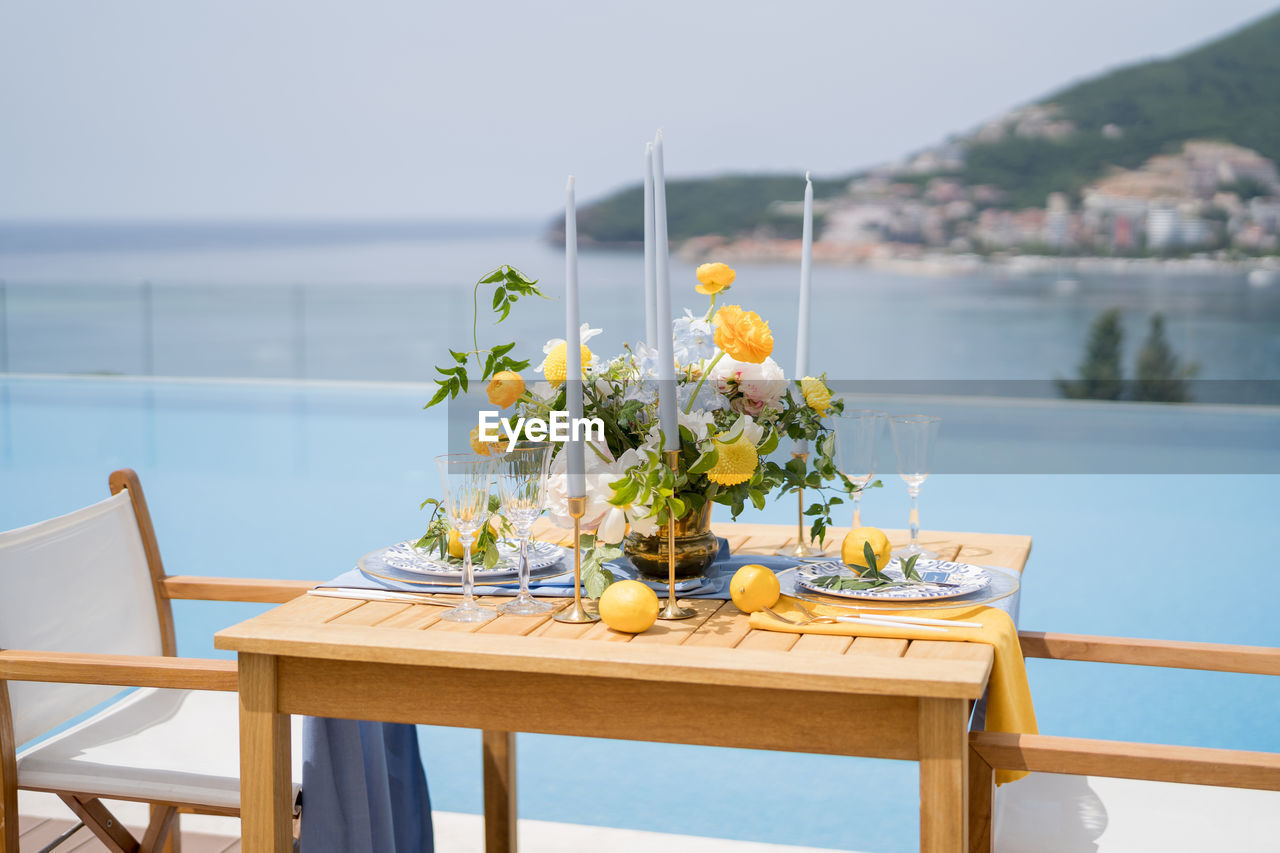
[16,814,239,852]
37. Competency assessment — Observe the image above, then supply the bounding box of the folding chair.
[969,631,1280,851]
[0,470,314,852]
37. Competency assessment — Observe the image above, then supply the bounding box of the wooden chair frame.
[0,470,319,853]
[967,630,1280,852]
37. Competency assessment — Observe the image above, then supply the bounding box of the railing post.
[141,279,155,376]
[292,283,306,380]
[0,279,8,374]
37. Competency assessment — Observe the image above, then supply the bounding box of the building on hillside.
[1043,193,1073,248]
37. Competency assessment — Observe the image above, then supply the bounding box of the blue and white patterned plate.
[794,559,991,601]
[362,539,566,579]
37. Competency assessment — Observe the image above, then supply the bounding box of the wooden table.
[215,523,1031,853]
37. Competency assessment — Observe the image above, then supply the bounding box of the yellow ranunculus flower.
[800,376,832,416]
[486,371,525,408]
[712,305,774,364]
[695,262,736,295]
[706,435,759,487]
[542,342,592,386]
[469,425,508,456]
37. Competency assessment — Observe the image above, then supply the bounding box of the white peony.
[710,355,786,415]
[544,437,616,531]
[592,448,659,545]
[678,408,716,442]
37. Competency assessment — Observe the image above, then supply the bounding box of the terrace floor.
[17,792,850,852]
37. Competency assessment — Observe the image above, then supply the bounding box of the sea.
[1,220,1278,395]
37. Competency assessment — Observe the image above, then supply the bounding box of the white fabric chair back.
[0,491,165,745]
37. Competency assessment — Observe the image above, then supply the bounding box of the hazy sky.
[2,1,1276,220]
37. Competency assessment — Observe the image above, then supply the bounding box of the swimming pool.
[2,375,1277,852]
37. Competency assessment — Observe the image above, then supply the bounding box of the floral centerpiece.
[425,263,853,596]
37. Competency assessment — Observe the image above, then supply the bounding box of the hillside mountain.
[961,7,1280,207]
[570,8,1280,244]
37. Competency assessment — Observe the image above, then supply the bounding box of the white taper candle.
[652,132,679,452]
[796,171,813,378]
[644,143,658,349]
[795,172,814,456]
[564,175,585,497]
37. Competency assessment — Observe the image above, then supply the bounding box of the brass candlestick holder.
[553,495,599,623]
[774,451,827,558]
[657,449,696,620]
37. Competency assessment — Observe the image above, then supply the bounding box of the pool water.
[2,376,1277,852]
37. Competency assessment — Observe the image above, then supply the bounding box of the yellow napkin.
[749,596,1037,784]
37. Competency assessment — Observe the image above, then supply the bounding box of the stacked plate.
[358,540,568,587]
[782,558,1020,611]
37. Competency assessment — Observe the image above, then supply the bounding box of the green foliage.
[414,496,505,570]
[425,265,542,409]
[1057,308,1126,401]
[1133,313,1199,403]
[575,174,849,244]
[811,552,923,592]
[1058,310,1200,402]
[960,9,1280,205]
[577,533,620,598]
[1220,177,1272,201]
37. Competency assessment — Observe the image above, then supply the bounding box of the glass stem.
[851,491,862,529]
[517,526,532,602]
[907,486,921,548]
[460,532,476,607]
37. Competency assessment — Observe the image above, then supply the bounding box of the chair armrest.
[163,576,320,603]
[1018,631,1280,676]
[970,730,1280,791]
[0,650,237,692]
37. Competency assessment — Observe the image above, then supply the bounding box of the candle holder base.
[552,496,599,624]
[553,598,600,623]
[657,600,696,621]
[774,540,828,558]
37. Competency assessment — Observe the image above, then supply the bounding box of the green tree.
[1058,308,1125,400]
[1133,313,1199,403]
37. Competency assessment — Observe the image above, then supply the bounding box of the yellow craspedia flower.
[543,342,592,386]
[469,425,508,456]
[712,304,774,364]
[486,371,525,408]
[800,376,831,416]
[695,262,736,295]
[706,436,759,487]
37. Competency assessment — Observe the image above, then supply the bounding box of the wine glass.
[833,409,886,530]
[889,415,941,560]
[435,453,498,623]
[494,443,554,615]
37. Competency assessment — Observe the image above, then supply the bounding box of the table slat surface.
[220,523,1028,680]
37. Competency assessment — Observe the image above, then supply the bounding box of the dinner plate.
[358,552,570,588]
[793,558,991,602]
[360,539,566,579]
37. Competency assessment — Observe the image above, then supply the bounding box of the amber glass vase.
[622,502,718,581]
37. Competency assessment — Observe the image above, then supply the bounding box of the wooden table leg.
[482,730,517,853]
[919,698,968,853]
[967,740,994,853]
[239,653,292,853]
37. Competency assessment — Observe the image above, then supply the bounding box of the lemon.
[598,580,660,633]
[841,526,893,573]
[446,528,483,559]
[729,564,781,613]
